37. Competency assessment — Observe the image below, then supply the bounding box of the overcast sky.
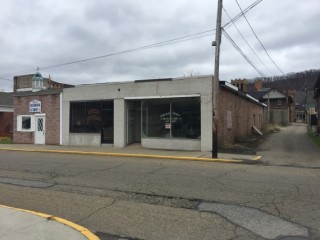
[0,0,319,91]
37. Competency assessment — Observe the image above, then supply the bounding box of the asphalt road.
[0,124,319,239]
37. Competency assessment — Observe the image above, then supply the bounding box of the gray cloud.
[0,0,319,92]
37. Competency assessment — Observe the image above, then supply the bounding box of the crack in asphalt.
[0,174,315,239]
[76,200,116,224]
[53,183,202,209]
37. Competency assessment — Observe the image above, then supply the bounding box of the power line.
[41,32,216,71]
[0,0,263,80]
[223,6,274,76]
[223,0,262,29]
[0,77,11,82]
[222,29,265,77]
[235,0,285,75]
[0,30,215,78]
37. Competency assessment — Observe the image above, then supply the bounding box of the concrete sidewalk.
[0,144,261,164]
[0,205,99,240]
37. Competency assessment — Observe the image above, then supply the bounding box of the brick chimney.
[254,80,262,91]
[231,79,248,92]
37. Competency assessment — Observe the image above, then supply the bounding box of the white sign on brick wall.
[29,100,41,113]
[227,110,232,129]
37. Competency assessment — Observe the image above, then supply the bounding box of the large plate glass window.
[142,97,200,139]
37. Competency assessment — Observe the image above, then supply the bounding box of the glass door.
[101,109,114,144]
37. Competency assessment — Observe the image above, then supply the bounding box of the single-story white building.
[62,76,213,151]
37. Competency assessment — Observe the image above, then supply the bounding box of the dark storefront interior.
[69,100,114,143]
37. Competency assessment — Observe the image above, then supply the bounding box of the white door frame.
[34,114,46,144]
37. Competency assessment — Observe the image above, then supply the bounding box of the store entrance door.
[34,115,45,144]
[101,109,114,144]
[127,101,141,145]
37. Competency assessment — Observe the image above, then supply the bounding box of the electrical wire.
[235,0,285,75]
[40,32,216,71]
[0,30,215,78]
[223,0,262,29]
[222,29,265,77]
[0,0,263,79]
[0,77,11,82]
[223,6,274,76]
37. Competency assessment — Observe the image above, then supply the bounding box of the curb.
[0,204,100,240]
[0,147,262,164]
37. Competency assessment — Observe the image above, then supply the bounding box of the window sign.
[29,100,41,113]
[160,112,181,123]
[142,97,200,139]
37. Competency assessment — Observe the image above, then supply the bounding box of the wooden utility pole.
[212,0,223,158]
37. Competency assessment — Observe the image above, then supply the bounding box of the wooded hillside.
[247,69,319,92]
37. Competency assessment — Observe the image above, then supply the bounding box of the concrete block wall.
[13,94,60,145]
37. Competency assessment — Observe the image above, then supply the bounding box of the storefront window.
[171,98,200,139]
[142,99,170,138]
[70,100,113,133]
[86,102,101,133]
[70,102,86,133]
[142,97,200,139]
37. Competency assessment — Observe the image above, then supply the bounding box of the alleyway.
[258,123,320,168]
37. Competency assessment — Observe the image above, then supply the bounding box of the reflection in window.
[142,99,170,138]
[70,101,113,133]
[142,97,200,139]
[22,116,31,130]
[172,98,200,139]
[70,102,86,132]
[86,102,101,132]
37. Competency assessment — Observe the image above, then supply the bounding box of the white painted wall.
[62,76,213,151]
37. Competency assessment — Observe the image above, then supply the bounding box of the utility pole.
[212,0,223,158]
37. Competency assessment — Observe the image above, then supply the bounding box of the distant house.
[0,92,13,137]
[314,75,320,132]
[248,81,294,125]
[295,90,316,123]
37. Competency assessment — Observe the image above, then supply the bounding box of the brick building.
[13,71,73,145]
[219,82,265,144]
[13,90,62,144]
[13,73,73,92]
[0,92,13,137]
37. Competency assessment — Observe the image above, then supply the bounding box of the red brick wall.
[218,88,265,146]
[0,112,13,137]
[13,94,60,145]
